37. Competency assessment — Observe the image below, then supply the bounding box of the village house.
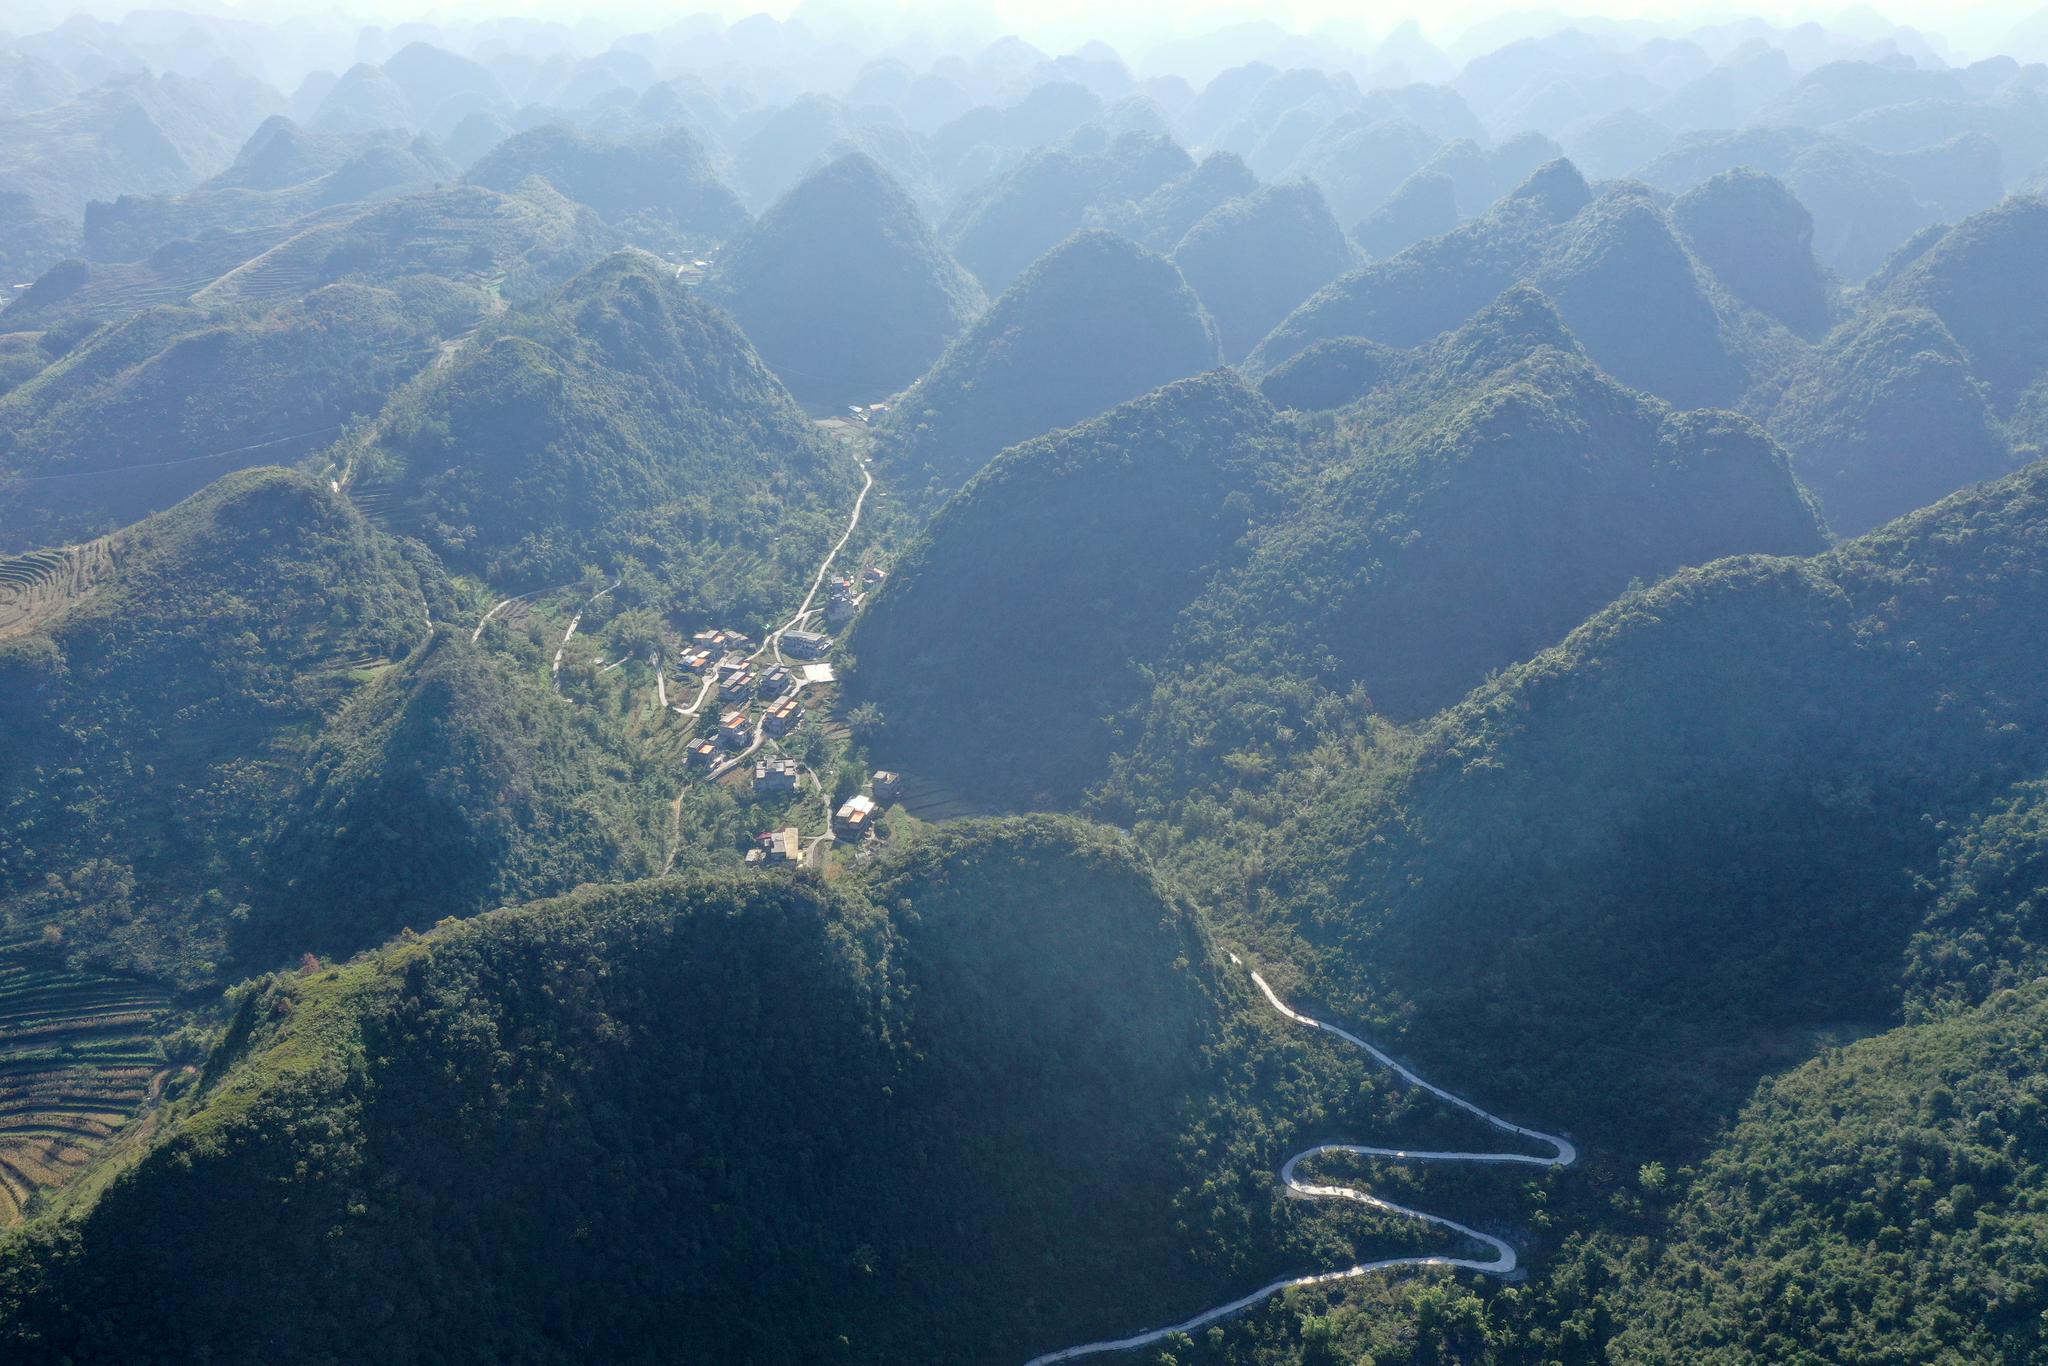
[834,793,877,840]
[758,827,802,864]
[871,770,902,803]
[763,695,804,737]
[686,737,720,767]
[782,629,832,659]
[825,575,862,626]
[753,756,800,792]
[861,564,886,587]
[722,669,757,700]
[757,665,792,698]
[717,709,753,746]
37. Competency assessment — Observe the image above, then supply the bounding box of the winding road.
[763,456,875,669]
[706,453,874,779]
[661,444,873,870]
[550,580,619,682]
[1024,956,1575,1365]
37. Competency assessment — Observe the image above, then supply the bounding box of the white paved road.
[1023,955,1575,1365]
[706,451,873,779]
[550,580,618,682]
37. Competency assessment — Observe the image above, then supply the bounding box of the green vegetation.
[1245,456,2048,1152]
[245,636,666,963]
[1767,306,2016,536]
[358,252,861,625]
[1171,181,1356,362]
[1256,336,1401,412]
[0,818,1468,1364]
[703,152,984,406]
[0,467,438,983]
[1907,779,2048,1020]
[1613,982,2048,1362]
[1880,193,2048,410]
[1249,159,1592,370]
[877,228,1223,508]
[1671,167,1834,339]
[849,372,1298,806]
[194,180,614,312]
[465,123,747,256]
[5,33,2048,1365]
[1533,184,1747,409]
[0,278,486,549]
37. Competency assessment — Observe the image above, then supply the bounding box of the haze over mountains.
[4,5,2048,1365]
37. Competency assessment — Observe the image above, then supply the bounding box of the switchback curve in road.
[1023,956,1575,1365]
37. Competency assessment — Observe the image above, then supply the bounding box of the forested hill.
[0,278,488,550]
[703,152,985,406]
[848,371,1300,807]
[357,251,860,624]
[242,637,667,966]
[1169,290,1825,725]
[1247,159,1811,414]
[1612,979,2048,1362]
[875,228,1222,510]
[464,123,749,255]
[857,286,1827,809]
[0,467,439,983]
[1264,454,2048,1152]
[0,818,1393,1365]
[1764,193,2047,537]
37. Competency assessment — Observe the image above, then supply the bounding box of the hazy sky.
[19,0,2048,62]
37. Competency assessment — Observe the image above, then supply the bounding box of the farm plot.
[0,958,169,1224]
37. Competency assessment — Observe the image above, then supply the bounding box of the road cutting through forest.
[1024,955,1576,1365]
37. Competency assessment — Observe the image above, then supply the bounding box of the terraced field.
[0,538,113,638]
[890,771,992,823]
[0,957,170,1224]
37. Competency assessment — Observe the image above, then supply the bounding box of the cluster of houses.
[738,770,903,872]
[679,628,809,769]
[681,578,894,870]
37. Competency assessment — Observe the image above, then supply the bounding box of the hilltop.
[0,468,437,983]
[1263,456,2048,1151]
[358,252,859,625]
[0,277,486,549]
[82,125,450,263]
[850,373,1296,806]
[702,153,984,406]
[245,637,667,964]
[1250,163,1785,413]
[944,130,1193,292]
[1170,180,1356,362]
[465,123,748,256]
[1249,159,1594,367]
[876,229,1222,508]
[0,818,1403,1364]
